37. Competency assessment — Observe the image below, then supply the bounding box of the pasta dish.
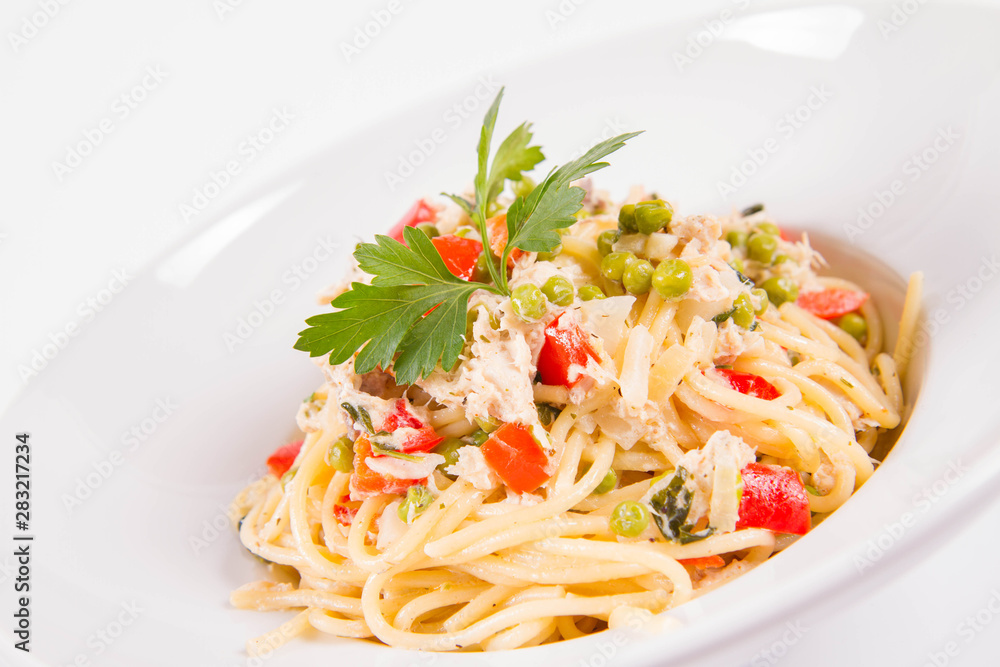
[229,90,921,654]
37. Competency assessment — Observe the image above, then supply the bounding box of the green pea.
[578,285,606,301]
[602,278,626,297]
[416,222,439,239]
[594,469,618,495]
[731,293,755,329]
[837,313,868,342]
[325,436,354,473]
[726,230,749,249]
[511,283,547,322]
[652,259,693,300]
[537,244,562,262]
[397,484,434,523]
[541,275,574,306]
[434,437,465,478]
[634,200,673,235]
[610,500,649,537]
[600,252,635,282]
[475,414,502,433]
[622,259,654,295]
[512,176,536,199]
[486,201,502,218]
[747,233,778,264]
[773,253,792,265]
[618,204,637,233]
[754,221,780,236]
[750,288,769,315]
[730,258,746,274]
[597,229,620,257]
[760,276,799,307]
[467,429,490,446]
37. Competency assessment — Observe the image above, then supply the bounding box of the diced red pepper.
[537,314,599,388]
[714,369,780,401]
[796,288,869,320]
[431,234,483,281]
[737,463,810,535]
[382,399,424,431]
[266,440,303,478]
[481,422,551,494]
[388,199,436,243]
[349,435,423,500]
[678,555,726,570]
[486,213,525,268]
[381,399,443,454]
[332,494,362,526]
[398,427,443,454]
[778,226,793,242]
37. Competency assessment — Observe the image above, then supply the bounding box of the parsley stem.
[473,209,509,296]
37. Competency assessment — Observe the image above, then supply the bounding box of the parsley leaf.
[451,88,546,289]
[486,122,545,203]
[294,226,495,384]
[499,131,642,290]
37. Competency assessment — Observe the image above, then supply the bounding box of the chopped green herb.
[713,306,736,324]
[370,443,422,461]
[733,268,754,287]
[536,402,560,426]
[340,402,375,434]
[648,467,715,544]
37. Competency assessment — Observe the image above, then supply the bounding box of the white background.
[3,0,1000,665]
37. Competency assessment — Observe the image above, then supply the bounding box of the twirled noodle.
[230,195,920,654]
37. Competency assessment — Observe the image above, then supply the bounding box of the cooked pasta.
[230,187,920,654]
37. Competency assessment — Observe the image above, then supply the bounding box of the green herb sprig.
[294,88,640,384]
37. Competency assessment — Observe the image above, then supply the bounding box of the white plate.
[4,2,1000,665]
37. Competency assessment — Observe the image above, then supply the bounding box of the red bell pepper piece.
[677,555,726,569]
[736,463,810,535]
[481,422,550,494]
[381,399,443,454]
[387,199,436,243]
[431,235,483,281]
[714,369,780,400]
[266,440,303,477]
[537,314,598,388]
[349,435,424,500]
[332,494,362,526]
[796,288,869,320]
[382,399,423,431]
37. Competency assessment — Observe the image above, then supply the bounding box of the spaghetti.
[230,192,920,654]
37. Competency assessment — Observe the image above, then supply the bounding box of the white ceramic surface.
[4,2,1000,666]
